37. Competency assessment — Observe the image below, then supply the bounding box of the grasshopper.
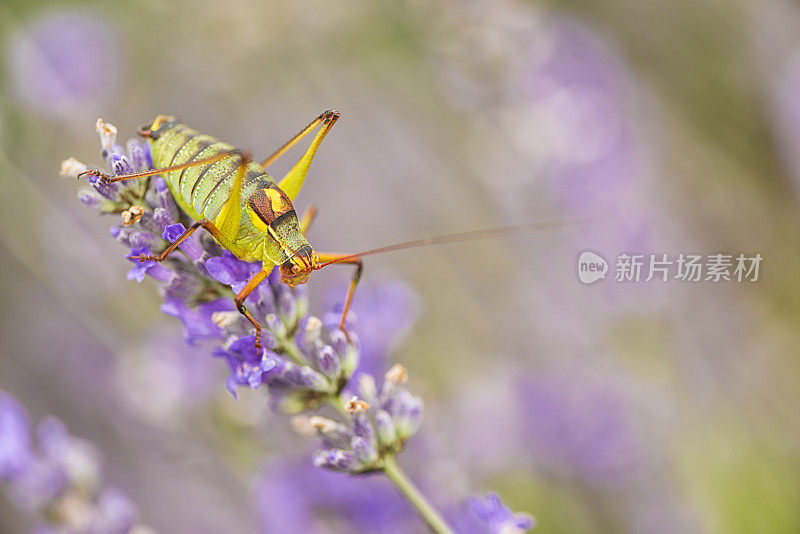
[79,110,577,352]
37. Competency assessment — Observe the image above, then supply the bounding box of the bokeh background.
[2,0,800,532]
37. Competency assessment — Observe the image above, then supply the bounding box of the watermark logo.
[577,251,609,284]
[577,252,762,284]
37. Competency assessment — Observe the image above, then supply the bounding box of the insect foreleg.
[78,151,243,183]
[132,219,224,263]
[299,205,318,235]
[234,269,270,352]
[315,252,363,338]
[260,110,339,201]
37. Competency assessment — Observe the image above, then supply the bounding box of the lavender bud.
[128,231,158,250]
[95,119,117,150]
[356,374,377,403]
[303,316,323,347]
[351,412,375,444]
[339,338,359,378]
[312,449,356,472]
[316,345,340,381]
[351,436,378,465]
[276,290,296,327]
[261,329,280,351]
[309,417,352,450]
[126,139,147,171]
[163,271,201,300]
[60,158,88,178]
[154,177,178,220]
[375,410,396,447]
[326,328,348,355]
[264,314,286,339]
[394,394,423,440]
[77,188,103,209]
[152,208,173,234]
[107,153,134,177]
[135,212,159,235]
[301,367,329,392]
[87,174,119,200]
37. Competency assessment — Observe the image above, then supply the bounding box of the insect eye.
[291,264,300,274]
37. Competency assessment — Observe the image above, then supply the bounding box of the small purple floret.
[470,492,535,533]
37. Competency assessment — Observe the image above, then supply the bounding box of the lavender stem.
[382,454,454,534]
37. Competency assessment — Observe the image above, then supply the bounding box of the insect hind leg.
[261,110,339,201]
[234,269,270,353]
[315,252,363,340]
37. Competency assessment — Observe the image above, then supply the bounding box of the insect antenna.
[314,218,588,270]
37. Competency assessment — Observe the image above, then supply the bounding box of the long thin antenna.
[315,218,588,269]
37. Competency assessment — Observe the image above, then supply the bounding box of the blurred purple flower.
[525,17,654,252]
[517,371,638,481]
[470,493,535,534]
[0,392,32,481]
[6,12,120,112]
[254,459,417,534]
[0,390,146,531]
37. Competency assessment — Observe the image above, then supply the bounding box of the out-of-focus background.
[2,0,800,532]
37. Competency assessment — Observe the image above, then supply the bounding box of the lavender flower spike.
[64,118,533,534]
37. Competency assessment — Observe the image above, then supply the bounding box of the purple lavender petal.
[205,251,258,289]
[163,223,203,262]
[470,492,535,533]
[160,297,233,345]
[126,247,171,283]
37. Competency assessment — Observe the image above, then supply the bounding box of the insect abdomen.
[151,123,274,222]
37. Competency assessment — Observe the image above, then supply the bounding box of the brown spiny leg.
[77,150,244,183]
[315,252,363,339]
[234,269,270,352]
[132,219,224,262]
[299,205,318,236]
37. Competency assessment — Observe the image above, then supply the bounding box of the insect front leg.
[132,219,224,262]
[78,151,243,183]
[234,269,270,353]
[299,205,318,236]
[315,252,363,339]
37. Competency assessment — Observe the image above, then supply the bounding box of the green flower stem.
[281,337,307,365]
[382,454,455,534]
